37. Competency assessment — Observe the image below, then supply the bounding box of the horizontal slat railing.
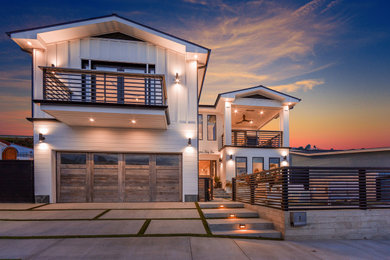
[232,167,390,210]
[231,130,282,148]
[40,66,167,106]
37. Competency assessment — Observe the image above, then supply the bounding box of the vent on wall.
[92,32,144,42]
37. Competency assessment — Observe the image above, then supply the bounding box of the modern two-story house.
[8,14,299,203]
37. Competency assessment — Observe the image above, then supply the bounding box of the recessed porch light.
[239,224,246,230]
[229,214,236,218]
[131,120,136,124]
[234,109,238,113]
[249,120,253,124]
[27,41,32,46]
[89,118,95,122]
[260,111,264,115]
[194,54,198,59]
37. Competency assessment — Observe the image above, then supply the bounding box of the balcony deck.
[219,130,283,150]
[34,66,169,129]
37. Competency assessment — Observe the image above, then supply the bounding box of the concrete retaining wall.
[244,204,390,240]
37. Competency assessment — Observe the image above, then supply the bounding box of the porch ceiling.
[231,105,280,130]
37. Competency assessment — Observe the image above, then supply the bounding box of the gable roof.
[7,14,210,54]
[200,85,301,108]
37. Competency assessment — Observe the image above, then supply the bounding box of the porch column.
[280,106,289,147]
[224,101,232,145]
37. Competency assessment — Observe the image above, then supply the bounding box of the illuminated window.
[198,114,203,140]
[235,157,247,176]
[252,157,264,173]
[269,158,280,169]
[207,115,216,141]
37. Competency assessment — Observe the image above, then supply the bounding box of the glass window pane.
[60,153,86,164]
[156,155,180,166]
[207,115,216,141]
[235,157,247,175]
[125,154,149,165]
[252,157,264,173]
[198,114,203,140]
[94,153,118,165]
[269,158,280,169]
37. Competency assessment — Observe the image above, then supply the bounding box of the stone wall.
[244,204,390,240]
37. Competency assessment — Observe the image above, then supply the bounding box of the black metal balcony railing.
[232,167,390,211]
[220,130,283,149]
[40,66,167,106]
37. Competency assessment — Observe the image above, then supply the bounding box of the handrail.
[233,166,390,211]
[40,66,167,106]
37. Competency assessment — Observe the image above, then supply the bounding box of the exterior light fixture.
[175,73,180,84]
[234,109,238,113]
[27,41,32,46]
[194,54,198,59]
[239,224,246,229]
[89,118,95,122]
[219,158,222,163]
[229,154,233,160]
[136,98,139,102]
[229,214,236,218]
[260,111,264,115]
[281,160,288,167]
[219,205,224,208]
[187,138,192,146]
[131,120,136,124]
[249,120,253,124]
[39,133,46,142]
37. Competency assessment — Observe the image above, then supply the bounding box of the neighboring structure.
[8,14,299,203]
[8,14,210,203]
[291,147,390,167]
[0,140,33,160]
[199,86,300,187]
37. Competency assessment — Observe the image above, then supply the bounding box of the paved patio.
[1,203,390,259]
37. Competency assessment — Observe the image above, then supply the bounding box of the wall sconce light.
[229,154,233,160]
[175,73,180,84]
[39,133,46,142]
[187,138,192,146]
[219,158,222,163]
[239,224,246,230]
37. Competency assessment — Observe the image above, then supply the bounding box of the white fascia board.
[232,98,282,108]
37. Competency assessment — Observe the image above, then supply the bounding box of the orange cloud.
[271,79,324,92]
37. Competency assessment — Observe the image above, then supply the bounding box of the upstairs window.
[198,114,203,140]
[207,115,216,141]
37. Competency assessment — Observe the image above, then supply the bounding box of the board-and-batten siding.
[33,37,199,202]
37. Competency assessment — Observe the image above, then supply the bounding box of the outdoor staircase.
[199,201,281,239]
[213,188,231,199]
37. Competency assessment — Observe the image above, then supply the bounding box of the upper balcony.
[219,130,283,150]
[34,66,169,129]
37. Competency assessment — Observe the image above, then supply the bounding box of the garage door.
[57,152,181,202]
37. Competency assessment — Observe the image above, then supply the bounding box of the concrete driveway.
[1,203,390,259]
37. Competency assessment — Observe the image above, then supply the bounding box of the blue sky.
[0,0,389,148]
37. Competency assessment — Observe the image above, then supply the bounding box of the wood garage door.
[57,152,181,202]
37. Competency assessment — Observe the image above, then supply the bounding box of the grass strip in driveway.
[93,209,111,219]
[195,202,212,236]
[138,219,151,235]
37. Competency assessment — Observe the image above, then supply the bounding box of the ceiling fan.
[236,114,253,124]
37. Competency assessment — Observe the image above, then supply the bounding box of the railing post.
[358,169,367,210]
[205,178,209,201]
[232,178,236,201]
[281,168,289,211]
[42,68,46,100]
[250,175,255,205]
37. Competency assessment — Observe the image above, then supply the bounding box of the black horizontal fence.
[232,167,390,210]
[41,66,167,106]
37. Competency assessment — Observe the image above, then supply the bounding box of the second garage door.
[57,152,181,202]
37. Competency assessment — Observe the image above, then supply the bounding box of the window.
[235,157,247,176]
[125,154,149,165]
[252,157,264,173]
[60,153,86,164]
[156,155,180,166]
[198,114,203,140]
[94,153,118,165]
[269,158,280,169]
[207,115,216,141]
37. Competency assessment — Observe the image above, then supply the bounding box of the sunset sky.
[0,0,389,149]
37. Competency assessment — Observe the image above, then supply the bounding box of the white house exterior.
[8,14,210,203]
[8,14,300,203]
[199,86,300,187]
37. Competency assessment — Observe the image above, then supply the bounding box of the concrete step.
[207,218,274,231]
[202,208,258,218]
[198,202,244,209]
[212,229,282,239]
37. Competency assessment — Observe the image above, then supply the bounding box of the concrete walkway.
[1,203,390,259]
[1,237,390,259]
